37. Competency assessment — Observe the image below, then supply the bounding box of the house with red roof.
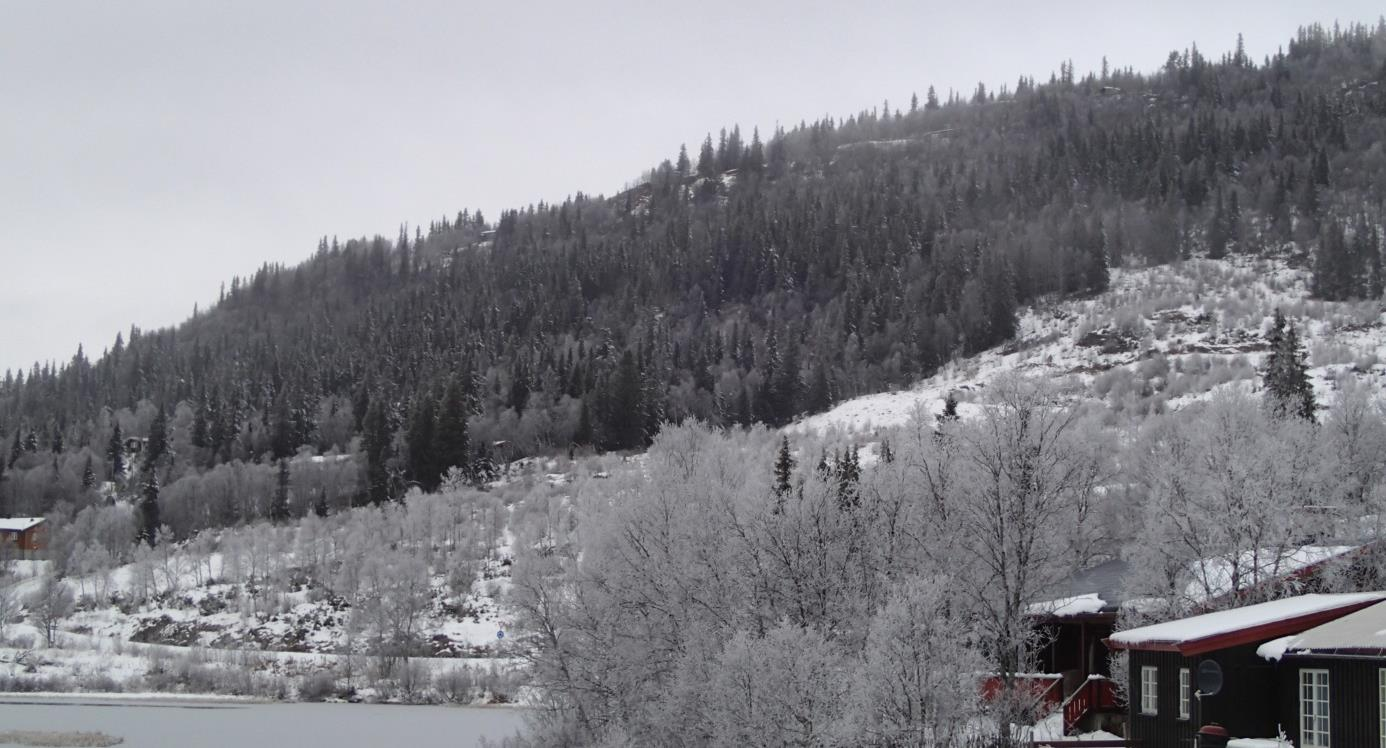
[1105,592,1386,747]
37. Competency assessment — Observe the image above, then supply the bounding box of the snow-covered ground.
[4,551,511,658]
[796,255,1386,435]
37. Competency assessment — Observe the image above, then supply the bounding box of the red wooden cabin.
[0,517,46,554]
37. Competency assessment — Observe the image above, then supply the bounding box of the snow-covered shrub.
[1311,339,1356,367]
[298,671,338,702]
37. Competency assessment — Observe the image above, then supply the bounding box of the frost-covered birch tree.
[918,376,1104,729]
[1125,391,1325,615]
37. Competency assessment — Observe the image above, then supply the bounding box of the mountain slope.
[797,253,1385,435]
[3,22,1386,524]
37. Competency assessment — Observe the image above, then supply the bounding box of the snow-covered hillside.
[796,255,1386,435]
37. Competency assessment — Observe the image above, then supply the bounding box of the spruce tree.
[313,487,329,518]
[435,377,471,483]
[270,391,294,460]
[940,393,960,423]
[835,446,861,511]
[108,424,125,480]
[773,436,795,499]
[604,351,645,450]
[574,397,593,446]
[81,455,96,491]
[270,458,291,523]
[675,144,691,177]
[696,135,716,178]
[1263,309,1316,420]
[138,469,160,546]
[362,396,393,505]
[406,394,439,491]
[144,407,168,474]
[191,388,209,449]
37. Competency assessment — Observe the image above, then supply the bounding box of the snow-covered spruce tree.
[772,434,794,504]
[1262,308,1316,420]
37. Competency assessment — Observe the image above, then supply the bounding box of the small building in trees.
[1031,558,1130,734]
[1106,593,1385,747]
[0,516,47,556]
[123,436,146,458]
[1262,599,1386,748]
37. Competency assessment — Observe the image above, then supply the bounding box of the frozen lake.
[0,696,528,747]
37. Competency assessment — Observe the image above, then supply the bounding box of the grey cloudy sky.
[2,1,1381,376]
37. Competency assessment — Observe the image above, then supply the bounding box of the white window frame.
[1300,668,1330,748]
[1179,667,1191,720]
[1140,666,1159,716]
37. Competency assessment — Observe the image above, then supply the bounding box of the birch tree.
[1126,391,1325,614]
[924,376,1104,729]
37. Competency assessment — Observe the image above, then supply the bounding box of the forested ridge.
[4,22,1386,520]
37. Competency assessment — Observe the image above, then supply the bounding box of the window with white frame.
[1179,668,1191,720]
[1300,668,1330,748]
[1379,668,1385,748]
[1140,666,1159,715]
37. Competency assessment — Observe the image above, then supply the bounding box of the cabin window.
[1379,668,1386,748]
[1300,668,1330,748]
[1140,666,1158,715]
[1178,668,1190,720]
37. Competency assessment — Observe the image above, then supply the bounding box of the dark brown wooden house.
[1264,599,1386,748]
[0,517,46,555]
[1106,593,1385,748]
[1033,545,1376,738]
[1031,559,1130,733]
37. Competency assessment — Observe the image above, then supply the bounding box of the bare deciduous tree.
[27,576,75,647]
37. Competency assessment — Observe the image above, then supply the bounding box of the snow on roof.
[1108,593,1386,655]
[0,517,44,532]
[1186,545,1358,603]
[1258,599,1386,660]
[1031,559,1131,618]
[1028,593,1108,619]
[1227,739,1293,748]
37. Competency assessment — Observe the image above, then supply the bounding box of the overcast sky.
[2,1,1381,376]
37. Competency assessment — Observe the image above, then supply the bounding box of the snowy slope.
[795,255,1386,435]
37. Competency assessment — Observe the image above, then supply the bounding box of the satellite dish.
[1197,659,1223,696]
